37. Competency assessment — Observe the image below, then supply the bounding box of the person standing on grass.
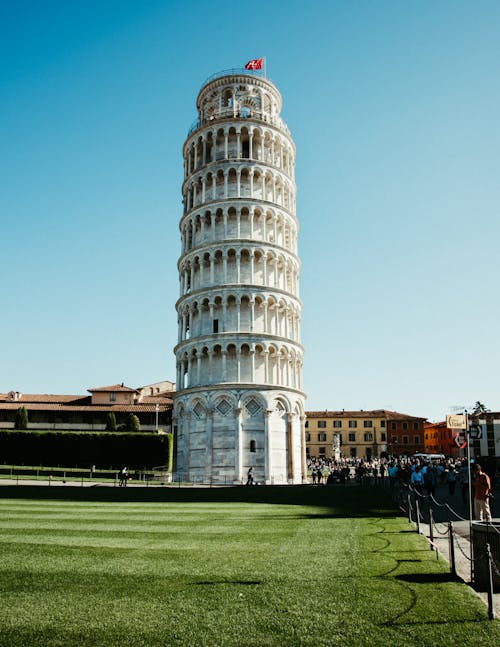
[472,463,492,522]
[119,466,128,487]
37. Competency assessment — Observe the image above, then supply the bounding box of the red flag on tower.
[244,58,263,70]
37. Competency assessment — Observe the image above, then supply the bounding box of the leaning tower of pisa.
[173,68,306,484]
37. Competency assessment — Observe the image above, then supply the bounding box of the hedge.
[0,430,173,471]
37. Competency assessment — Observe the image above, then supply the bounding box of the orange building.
[424,421,457,457]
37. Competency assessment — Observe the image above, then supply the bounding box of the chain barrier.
[432,519,451,536]
[452,530,473,562]
[430,493,448,508]
[387,474,498,617]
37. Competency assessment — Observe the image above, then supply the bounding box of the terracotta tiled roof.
[306,409,427,421]
[0,402,171,413]
[0,394,90,405]
[88,384,138,393]
[139,396,173,404]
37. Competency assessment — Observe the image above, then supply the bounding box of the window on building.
[305,420,309,428]
[350,447,357,457]
[364,433,373,442]
[391,435,397,444]
[348,433,356,442]
[319,446,326,456]
[380,420,386,428]
[109,393,116,402]
[333,420,342,428]
[213,319,219,333]
[402,436,409,444]
[250,440,256,453]
[391,422,396,430]
[349,420,357,428]
[318,420,326,428]
[413,435,420,444]
[318,433,326,441]
[402,422,408,430]
[413,422,419,430]
[363,420,372,428]
[381,432,386,441]
[306,433,310,442]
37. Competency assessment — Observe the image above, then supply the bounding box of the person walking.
[472,463,492,521]
[118,466,128,487]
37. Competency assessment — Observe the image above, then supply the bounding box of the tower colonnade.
[173,70,306,484]
[181,202,298,255]
[183,123,295,178]
[176,289,302,344]
[183,163,296,214]
[175,340,304,391]
[178,245,300,296]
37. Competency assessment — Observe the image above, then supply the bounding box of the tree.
[105,412,117,431]
[471,401,490,416]
[14,406,28,430]
[125,413,140,432]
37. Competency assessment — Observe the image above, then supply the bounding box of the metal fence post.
[429,508,434,551]
[415,498,420,534]
[486,543,495,620]
[449,522,456,577]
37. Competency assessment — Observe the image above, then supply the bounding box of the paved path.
[392,482,500,618]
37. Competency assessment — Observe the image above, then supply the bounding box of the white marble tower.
[173,68,306,484]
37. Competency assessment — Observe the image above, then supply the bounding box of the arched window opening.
[250,440,257,453]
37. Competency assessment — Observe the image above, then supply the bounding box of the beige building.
[0,382,173,432]
[306,410,426,459]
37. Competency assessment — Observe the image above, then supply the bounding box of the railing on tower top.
[187,110,290,137]
[201,67,268,87]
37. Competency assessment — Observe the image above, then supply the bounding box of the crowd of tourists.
[306,455,493,521]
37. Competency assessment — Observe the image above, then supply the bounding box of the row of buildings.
[2,384,498,460]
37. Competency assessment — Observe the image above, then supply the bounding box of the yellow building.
[305,410,426,460]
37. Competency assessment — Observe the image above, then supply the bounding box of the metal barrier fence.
[386,478,500,620]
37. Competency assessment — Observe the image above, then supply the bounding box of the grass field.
[0,486,498,646]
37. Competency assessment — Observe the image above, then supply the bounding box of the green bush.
[125,413,140,432]
[14,407,28,430]
[0,430,173,470]
[105,412,117,431]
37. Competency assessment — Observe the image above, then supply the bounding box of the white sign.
[453,432,467,448]
[446,414,467,430]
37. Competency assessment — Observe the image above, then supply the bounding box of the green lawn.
[0,486,498,646]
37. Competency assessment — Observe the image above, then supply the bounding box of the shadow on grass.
[395,572,459,584]
[0,485,399,518]
[192,580,263,586]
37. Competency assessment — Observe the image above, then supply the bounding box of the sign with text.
[453,432,467,448]
[446,414,467,429]
[469,424,483,440]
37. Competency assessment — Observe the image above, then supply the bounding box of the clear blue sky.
[1,1,499,421]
